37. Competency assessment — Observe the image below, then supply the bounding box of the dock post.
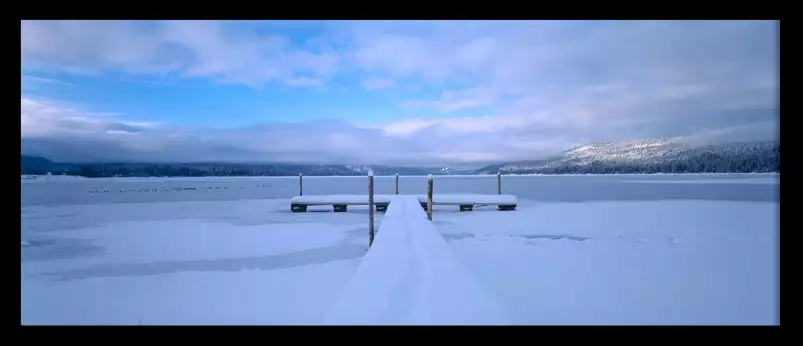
[395,173,399,195]
[427,174,433,221]
[299,173,303,196]
[497,172,501,195]
[368,171,375,247]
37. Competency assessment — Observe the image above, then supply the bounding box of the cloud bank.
[21,20,779,165]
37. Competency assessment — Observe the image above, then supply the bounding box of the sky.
[20,20,779,166]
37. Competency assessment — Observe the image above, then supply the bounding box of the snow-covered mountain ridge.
[561,137,686,166]
[477,137,779,174]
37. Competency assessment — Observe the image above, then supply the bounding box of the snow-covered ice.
[21,175,779,325]
[21,174,88,181]
[434,199,779,325]
[610,178,779,185]
[23,256,359,325]
[21,199,373,325]
[325,196,509,325]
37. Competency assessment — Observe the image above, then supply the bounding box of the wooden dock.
[290,194,517,213]
[324,195,510,324]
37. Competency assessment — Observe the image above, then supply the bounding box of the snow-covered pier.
[324,195,509,325]
[290,194,517,212]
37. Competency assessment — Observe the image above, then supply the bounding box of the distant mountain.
[22,138,779,178]
[21,155,75,175]
[19,155,461,178]
[21,155,52,171]
[476,138,779,175]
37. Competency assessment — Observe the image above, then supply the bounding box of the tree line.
[21,161,447,177]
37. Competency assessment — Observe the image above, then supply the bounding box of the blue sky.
[21,20,778,165]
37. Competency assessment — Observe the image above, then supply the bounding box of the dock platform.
[324,195,509,325]
[290,194,517,212]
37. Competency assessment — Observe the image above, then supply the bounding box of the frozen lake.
[21,173,779,207]
[21,174,780,325]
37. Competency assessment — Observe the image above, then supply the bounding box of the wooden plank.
[368,172,375,247]
[427,174,433,221]
[290,194,393,205]
[290,203,308,212]
[290,194,517,206]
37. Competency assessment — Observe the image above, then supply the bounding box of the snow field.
[433,200,779,325]
[22,178,779,325]
[22,199,375,325]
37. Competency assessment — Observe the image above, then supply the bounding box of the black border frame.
[14,9,786,343]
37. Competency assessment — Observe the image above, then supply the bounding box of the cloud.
[21,74,73,86]
[284,77,324,87]
[20,97,576,165]
[402,87,499,112]
[360,77,394,90]
[22,95,775,166]
[21,20,339,88]
[21,73,74,95]
[683,120,778,147]
[21,98,155,137]
[20,20,779,165]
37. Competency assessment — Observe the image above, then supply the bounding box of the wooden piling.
[368,171,375,247]
[299,173,303,196]
[427,174,433,221]
[395,173,399,195]
[497,172,501,195]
